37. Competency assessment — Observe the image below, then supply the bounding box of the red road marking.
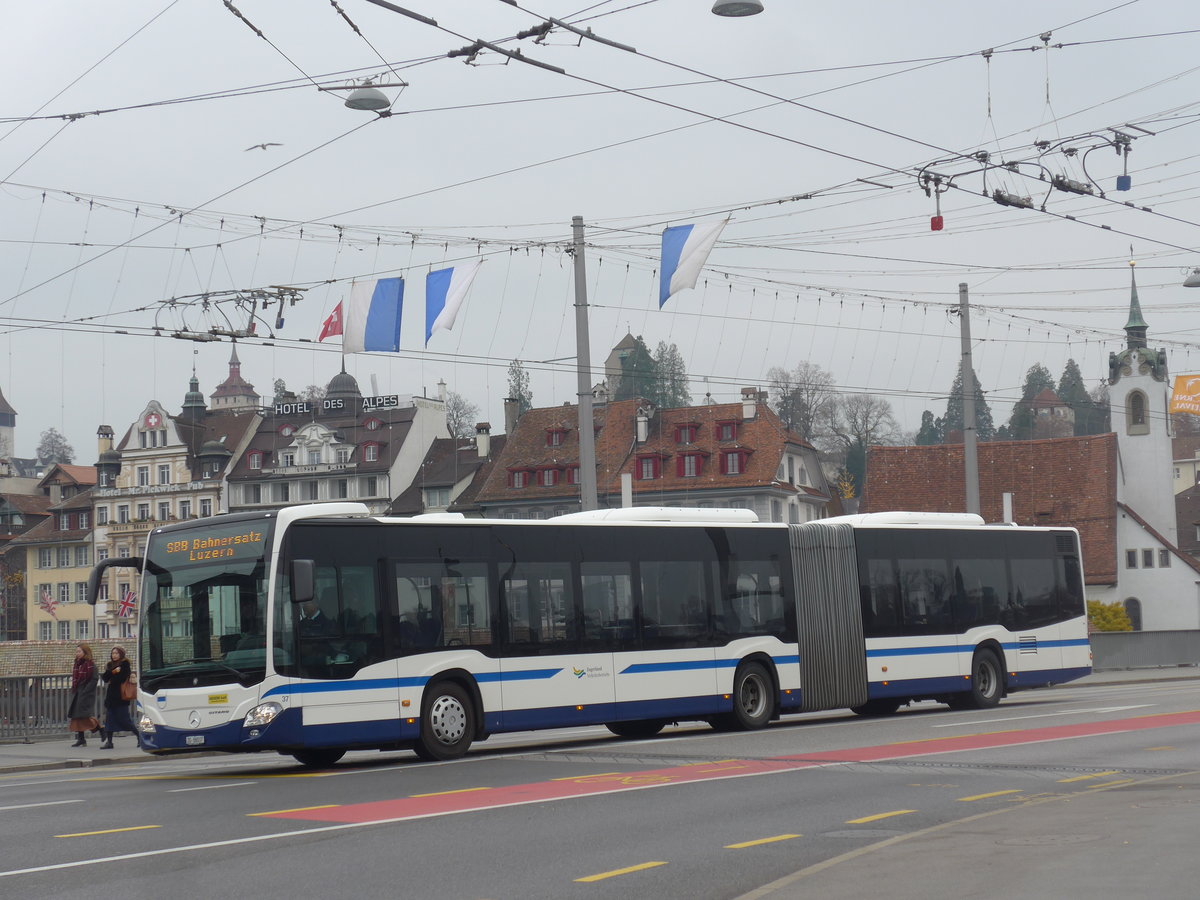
[260,709,1200,825]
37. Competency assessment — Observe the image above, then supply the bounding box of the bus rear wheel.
[717,662,773,731]
[291,748,346,768]
[605,719,666,738]
[414,681,475,761]
[948,648,1004,710]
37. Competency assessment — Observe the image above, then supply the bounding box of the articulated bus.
[88,504,1091,767]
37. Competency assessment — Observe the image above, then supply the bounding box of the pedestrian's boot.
[71,732,86,747]
[99,730,113,750]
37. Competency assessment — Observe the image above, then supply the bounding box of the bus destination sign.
[160,528,268,564]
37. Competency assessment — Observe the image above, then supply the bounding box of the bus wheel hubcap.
[429,696,466,744]
[741,676,765,717]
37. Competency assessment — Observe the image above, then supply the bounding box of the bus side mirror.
[87,557,144,605]
[291,560,315,604]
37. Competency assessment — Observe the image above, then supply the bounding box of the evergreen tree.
[914,410,942,445]
[942,361,995,442]
[1006,363,1055,440]
[507,360,533,415]
[1057,358,1099,436]
[651,341,691,408]
[613,336,656,402]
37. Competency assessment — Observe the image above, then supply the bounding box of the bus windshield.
[140,517,276,691]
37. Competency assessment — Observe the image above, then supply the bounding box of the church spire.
[1124,256,1148,349]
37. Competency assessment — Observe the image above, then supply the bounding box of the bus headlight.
[244,702,282,728]
[138,714,156,734]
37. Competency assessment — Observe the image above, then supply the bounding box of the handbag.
[120,677,137,702]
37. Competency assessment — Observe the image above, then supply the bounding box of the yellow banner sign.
[1171,375,1200,415]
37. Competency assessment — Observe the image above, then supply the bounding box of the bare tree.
[826,393,899,495]
[37,427,74,464]
[300,384,327,404]
[766,362,836,441]
[445,391,479,439]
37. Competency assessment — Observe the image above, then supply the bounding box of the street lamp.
[344,85,392,112]
[1184,268,1200,288]
[712,0,764,15]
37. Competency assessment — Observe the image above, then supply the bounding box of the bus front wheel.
[949,648,1004,710]
[718,662,773,731]
[414,681,476,761]
[291,748,346,768]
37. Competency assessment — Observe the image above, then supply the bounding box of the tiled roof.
[862,434,1118,585]
[475,397,822,505]
[1173,434,1200,462]
[0,493,52,516]
[42,464,97,486]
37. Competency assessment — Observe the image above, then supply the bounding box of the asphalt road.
[2,679,1198,899]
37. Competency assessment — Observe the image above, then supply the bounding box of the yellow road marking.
[957,790,1023,802]
[57,825,161,838]
[246,805,339,817]
[699,764,749,772]
[1057,770,1120,783]
[410,787,490,798]
[1147,746,1176,751]
[846,810,916,824]
[725,834,802,849]
[1089,779,1135,789]
[575,861,667,882]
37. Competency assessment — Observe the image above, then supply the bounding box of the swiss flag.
[318,302,343,342]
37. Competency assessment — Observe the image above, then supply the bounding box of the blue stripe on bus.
[867,638,1091,659]
[264,677,428,698]
[476,668,562,683]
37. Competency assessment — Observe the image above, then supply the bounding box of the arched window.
[1126,390,1148,435]
[1124,597,1142,631]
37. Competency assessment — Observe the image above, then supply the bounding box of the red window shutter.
[676,456,685,477]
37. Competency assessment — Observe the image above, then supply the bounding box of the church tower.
[1108,259,1176,543]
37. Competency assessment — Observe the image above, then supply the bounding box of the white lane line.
[933,705,1152,728]
[0,799,84,812]
[166,781,257,793]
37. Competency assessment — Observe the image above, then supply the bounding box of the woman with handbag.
[99,646,138,749]
[67,643,100,747]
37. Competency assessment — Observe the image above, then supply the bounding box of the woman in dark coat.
[99,646,137,749]
[67,642,100,747]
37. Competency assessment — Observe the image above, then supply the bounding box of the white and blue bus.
[89,504,1091,767]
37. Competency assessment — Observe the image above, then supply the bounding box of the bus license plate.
[185,735,205,746]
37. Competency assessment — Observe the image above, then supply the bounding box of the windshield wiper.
[160,657,252,682]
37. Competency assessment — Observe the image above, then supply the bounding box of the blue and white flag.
[659,218,728,307]
[425,259,483,345]
[344,277,404,353]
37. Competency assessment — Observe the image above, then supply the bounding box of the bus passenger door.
[613,560,717,723]
[498,562,615,730]
[1005,551,1063,680]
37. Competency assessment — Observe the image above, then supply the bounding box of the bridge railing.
[1090,629,1200,670]
[0,674,87,743]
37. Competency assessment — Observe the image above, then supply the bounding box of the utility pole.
[572,216,599,511]
[959,282,981,515]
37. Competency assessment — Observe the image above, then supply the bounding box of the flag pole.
[572,216,599,511]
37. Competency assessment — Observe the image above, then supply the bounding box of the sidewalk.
[1,667,1195,775]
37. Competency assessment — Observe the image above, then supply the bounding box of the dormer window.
[279,423,296,438]
[509,468,535,488]
[362,442,380,462]
[636,455,663,480]
[364,417,383,431]
[248,451,263,470]
[716,420,738,442]
[677,451,707,477]
[674,423,699,444]
[566,466,581,485]
[280,451,295,467]
[721,449,751,475]
[539,467,560,487]
[546,428,567,447]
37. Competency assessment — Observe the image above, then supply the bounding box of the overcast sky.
[2,0,1198,461]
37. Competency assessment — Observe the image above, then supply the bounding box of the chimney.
[97,425,114,455]
[504,397,519,435]
[437,379,447,403]
[475,422,491,458]
[741,387,759,421]
[636,405,651,443]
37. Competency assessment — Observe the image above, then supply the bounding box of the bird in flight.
[244,142,283,151]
